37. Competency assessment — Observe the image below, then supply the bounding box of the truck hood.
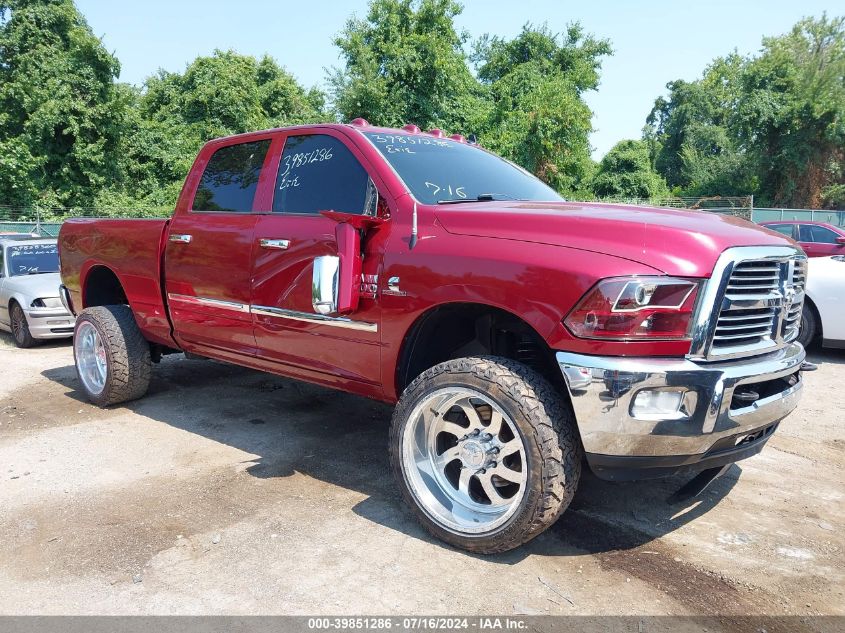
[434,201,795,277]
[3,272,62,301]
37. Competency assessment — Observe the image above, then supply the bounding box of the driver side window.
[273,134,370,215]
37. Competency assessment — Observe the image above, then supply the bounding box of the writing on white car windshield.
[7,243,59,276]
[363,132,563,205]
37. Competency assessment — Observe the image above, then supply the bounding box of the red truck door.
[164,136,274,356]
[250,130,386,390]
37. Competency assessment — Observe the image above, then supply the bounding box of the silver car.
[0,237,74,347]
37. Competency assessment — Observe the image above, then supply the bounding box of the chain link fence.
[0,206,169,237]
[599,196,755,220]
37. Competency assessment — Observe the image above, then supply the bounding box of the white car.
[0,237,75,348]
[801,255,845,349]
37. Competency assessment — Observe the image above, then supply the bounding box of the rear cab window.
[273,134,372,215]
[193,140,271,212]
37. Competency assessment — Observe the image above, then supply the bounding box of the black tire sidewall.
[798,307,817,349]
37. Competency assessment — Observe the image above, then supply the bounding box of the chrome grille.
[707,252,807,358]
[781,258,807,342]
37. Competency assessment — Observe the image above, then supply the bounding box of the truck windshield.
[6,243,59,276]
[363,132,563,205]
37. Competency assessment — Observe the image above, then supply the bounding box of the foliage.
[646,15,845,208]
[0,0,841,214]
[112,50,327,209]
[330,7,610,197]
[590,139,668,199]
[329,0,487,133]
[0,0,125,208]
[472,24,611,196]
[735,14,845,207]
[643,53,760,200]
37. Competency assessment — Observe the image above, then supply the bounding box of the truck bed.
[58,218,175,347]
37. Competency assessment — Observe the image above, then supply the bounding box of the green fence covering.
[0,221,63,237]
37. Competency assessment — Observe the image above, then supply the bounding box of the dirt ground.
[1,330,843,618]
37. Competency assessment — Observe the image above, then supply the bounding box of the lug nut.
[475,468,486,475]
[482,433,493,441]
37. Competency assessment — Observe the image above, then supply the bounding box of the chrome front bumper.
[556,343,805,478]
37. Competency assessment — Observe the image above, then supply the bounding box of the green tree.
[329,0,487,132]
[473,24,611,196]
[645,15,845,208]
[0,0,125,208]
[644,54,750,195]
[106,49,326,211]
[735,14,845,207]
[590,139,668,199]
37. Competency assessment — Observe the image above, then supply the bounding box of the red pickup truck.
[59,120,807,553]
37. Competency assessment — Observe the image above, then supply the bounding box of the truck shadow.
[0,330,71,350]
[43,355,740,562]
[806,348,845,367]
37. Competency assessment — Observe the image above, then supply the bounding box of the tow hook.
[667,464,732,505]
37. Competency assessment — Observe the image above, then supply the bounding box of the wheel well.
[83,266,128,308]
[396,303,564,394]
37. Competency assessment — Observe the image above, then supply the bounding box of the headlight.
[564,277,700,340]
[30,297,63,309]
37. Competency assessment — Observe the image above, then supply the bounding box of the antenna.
[409,201,418,250]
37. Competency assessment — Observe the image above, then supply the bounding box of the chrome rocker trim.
[251,305,378,333]
[167,293,378,333]
[556,342,805,470]
[167,293,249,313]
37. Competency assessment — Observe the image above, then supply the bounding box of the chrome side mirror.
[312,255,339,315]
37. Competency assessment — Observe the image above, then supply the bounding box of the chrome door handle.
[169,234,192,244]
[259,238,291,250]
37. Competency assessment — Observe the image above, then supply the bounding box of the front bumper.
[24,307,74,339]
[556,343,805,480]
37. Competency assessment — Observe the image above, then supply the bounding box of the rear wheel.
[10,302,35,348]
[390,356,581,553]
[73,305,151,406]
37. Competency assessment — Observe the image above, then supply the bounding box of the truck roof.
[205,120,469,145]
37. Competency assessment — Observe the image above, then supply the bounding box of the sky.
[76,0,837,159]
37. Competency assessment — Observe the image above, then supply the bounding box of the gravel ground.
[1,331,842,619]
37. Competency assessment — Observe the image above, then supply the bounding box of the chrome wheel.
[75,321,107,396]
[401,387,528,535]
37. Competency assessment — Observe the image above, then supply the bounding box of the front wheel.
[389,356,581,554]
[73,305,151,406]
[10,302,36,348]
[797,304,818,349]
